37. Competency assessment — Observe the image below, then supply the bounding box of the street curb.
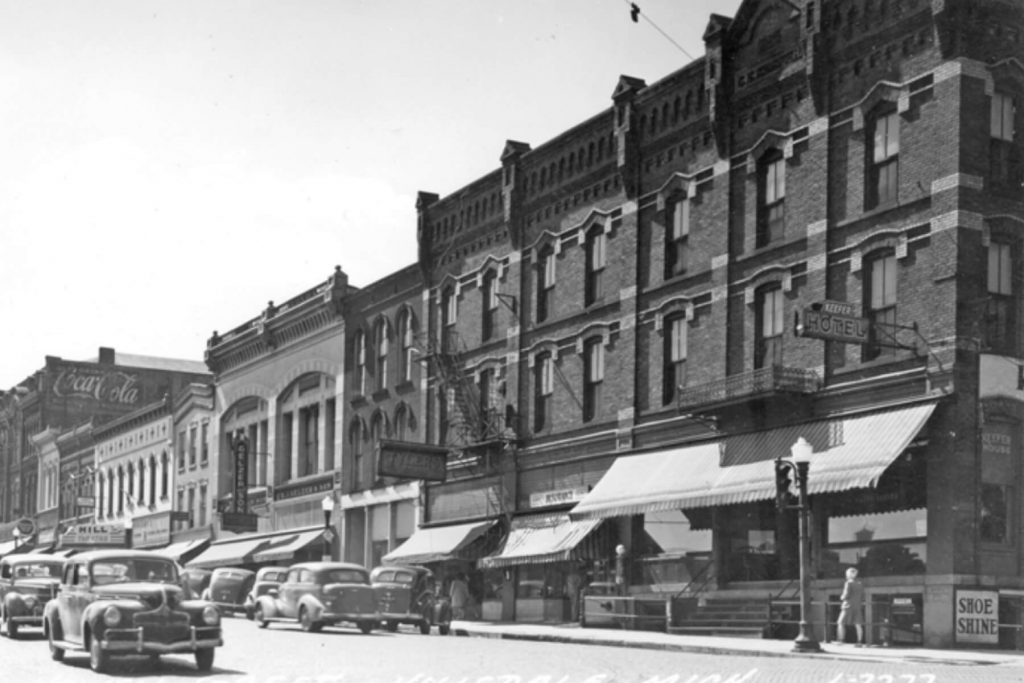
[451,628,1004,666]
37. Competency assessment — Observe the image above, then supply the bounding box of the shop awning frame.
[570,401,937,520]
[251,529,326,564]
[478,514,606,569]
[383,519,498,565]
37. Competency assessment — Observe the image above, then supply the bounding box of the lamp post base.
[792,631,823,653]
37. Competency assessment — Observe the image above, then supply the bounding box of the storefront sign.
[955,589,999,644]
[132,512,171,548]
[233,435,249,513]
[377,440,448,482]
[61,523,126,547]
[797,300,870,345]
[529,487,589,509]
[273,475,334,501]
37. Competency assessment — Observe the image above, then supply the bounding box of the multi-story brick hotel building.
[385,0,1024,648]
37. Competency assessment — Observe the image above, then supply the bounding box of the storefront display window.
[517,564,566,599]
[824,508,927,578]
[638,510,712,585]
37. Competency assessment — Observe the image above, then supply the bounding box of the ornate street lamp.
[321,495,335,561]
[775,436,822,653]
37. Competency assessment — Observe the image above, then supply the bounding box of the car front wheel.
[89,636,109,673]
[47,621,64,662]
[6,616,18,640]
[254,605,269,628]
[358,620,374,634]
[195,648,215,671]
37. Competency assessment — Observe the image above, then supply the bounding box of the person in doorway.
[836,567,865,646]
[449,572,470,620]
[565,565,584,623]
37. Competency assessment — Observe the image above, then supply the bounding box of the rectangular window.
[377,328,389,392]
[533,353,553,432]
[199,483,207,527]
[864,253,898,361]
[755,288,785,369]
[176,489,185,530]
[482,274,498,341]
[986,242,1015,351]
[401,315,414,382]
[869,111,900,208]
[665,198,690,278]
[582,338,604,422]
[200,422,209,466]
[663,315,688,405]
[584,230,606,306]
[177,432,186,472]
[188,426,197,467]
[757,155,786,247]
[992,92,1015,142]
[537,249,555,322]
[991,92,1019,187]
[478,368,493,416]
[187,487,196,529]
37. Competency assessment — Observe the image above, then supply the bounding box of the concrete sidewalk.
[450,620,1024,666]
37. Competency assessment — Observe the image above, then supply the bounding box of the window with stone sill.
[482,271,499,342]
[536,246,556,323]
[584,227,606,307]
[354,330,367,397]
[662,314,688,406]
[533,352,553,433]
[756,150,785,248]
[754,285,784,369]
[990,92,1021,190]
[866,108,899,210]
[985,241,1017,353]
[664,197,690,280]
[582,337,604,423]
[375,320,389,393]
[863,251,898,362]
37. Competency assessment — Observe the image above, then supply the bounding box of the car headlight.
[103,606,122,627]
[202,605,220,625]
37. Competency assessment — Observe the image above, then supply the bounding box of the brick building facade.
[406,0,1024,647]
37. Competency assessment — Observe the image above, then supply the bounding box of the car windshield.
[262,570,287,583]
[391,572,415,585]
[320,568,368,585]
[91,558,179,585]
[213,570,251,582]
[12,561,62,578]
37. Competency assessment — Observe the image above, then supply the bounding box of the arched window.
[354,330,368,396]
[149,455,157,505]
[161,452,169,500]
[375,319,389,392]
[350,421,364,491]
[398,309,415,384]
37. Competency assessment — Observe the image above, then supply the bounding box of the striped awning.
[383,519,496,565]
[252,529,326,564]
[570,401,937,520]
[478,514,604,569]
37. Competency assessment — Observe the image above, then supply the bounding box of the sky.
[0,0,743,389]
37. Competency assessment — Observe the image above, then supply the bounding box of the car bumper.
[101,626,223,654]
[381,612,424,622]
[10,615,44,627]
[321,610,380,623]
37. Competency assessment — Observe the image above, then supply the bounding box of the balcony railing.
[677,365,820,411]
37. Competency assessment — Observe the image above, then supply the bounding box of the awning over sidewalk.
[479,514,605,569]
[158,538,210,563]
[571,402,937,520]
[252,529,326,564]
[383,519,497,565]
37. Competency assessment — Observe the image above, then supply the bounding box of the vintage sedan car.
[43,549,223,673]
[0,553,65,638]
[370,565,451,635]
[253,561,378,634]
[201,567,255,617]
[180,567,212,600]
[243,566,288,619]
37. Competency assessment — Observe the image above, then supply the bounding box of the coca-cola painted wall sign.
[52,368,141,405]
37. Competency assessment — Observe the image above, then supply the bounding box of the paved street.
[2,616,1024,683]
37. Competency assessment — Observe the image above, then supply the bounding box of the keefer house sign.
[796,300,870,345]
[233,435,249,513]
